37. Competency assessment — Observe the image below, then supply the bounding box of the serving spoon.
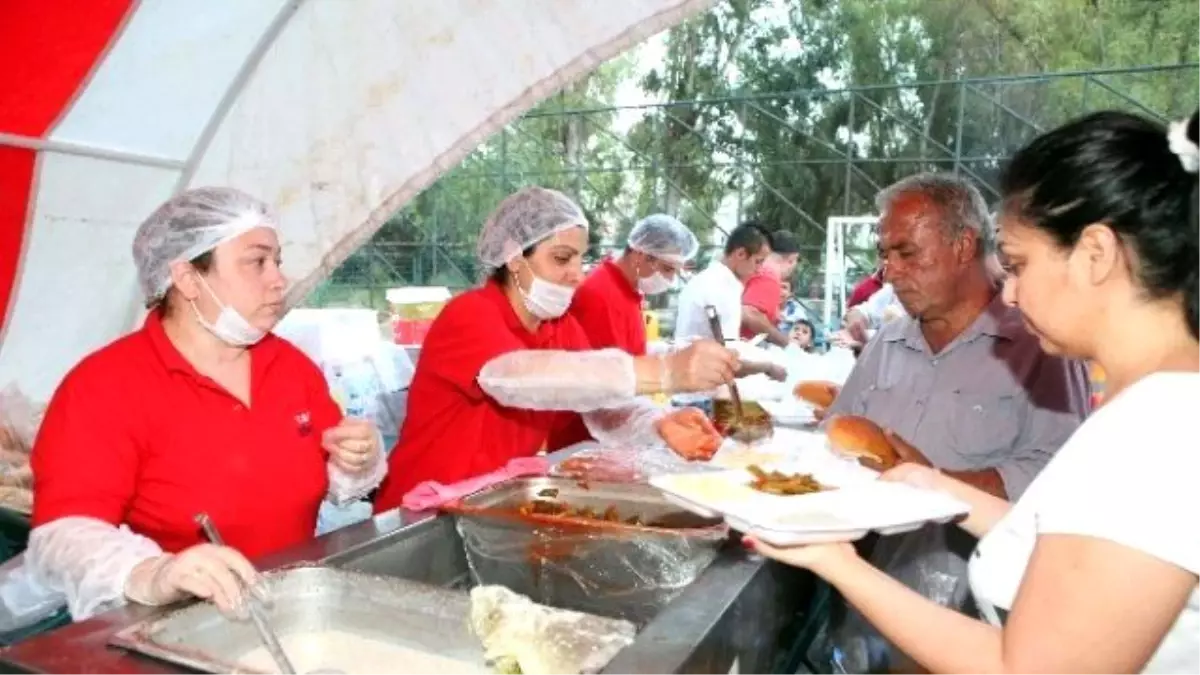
[194,514,296,675]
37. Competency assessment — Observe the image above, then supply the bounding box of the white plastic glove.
[479,348,637,412]
[582,398,669,447]
[25,516,162,620]
[326,422,388,505]
[323,418,380,474]
[663,340,738,392]
[478,343,737,413]
[124,544,264,620]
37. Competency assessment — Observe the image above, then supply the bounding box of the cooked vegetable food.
[746,464,830,496]
[711,400,774,443]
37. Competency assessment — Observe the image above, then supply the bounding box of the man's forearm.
[943,467,1008,499]
[742,306,789,346]
[736,360,774,378]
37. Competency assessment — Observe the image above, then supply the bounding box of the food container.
[711,399,774,443]
[444,477,728,625]
[110,566,491,674]
[388,287,450,345]
[651,458,969,547]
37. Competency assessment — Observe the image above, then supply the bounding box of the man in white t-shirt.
[674,222,771,343]
[674,222,785,405]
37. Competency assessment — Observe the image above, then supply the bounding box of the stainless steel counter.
[0,474,816,673]
[0,509,429,674]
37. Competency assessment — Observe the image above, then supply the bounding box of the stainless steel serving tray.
[452,476,727,533]
[446,477,729,625]
[109,565,490,674]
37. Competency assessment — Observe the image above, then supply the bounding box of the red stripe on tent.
[0,0,134,335]
[0,148,36,338]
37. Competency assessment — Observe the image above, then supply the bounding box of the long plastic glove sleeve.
[477,349,638,412]
[327,427,388,505]
[25,516,163,621]
[582,398,669,448]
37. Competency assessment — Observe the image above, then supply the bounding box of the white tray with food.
[649,453,874,521]
[650,414,970,545]
[728,479,969,546]
[651,463,967,546]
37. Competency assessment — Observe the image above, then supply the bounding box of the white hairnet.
[132,187,279,306]
[627,214,699,264]
[476,186,589,273]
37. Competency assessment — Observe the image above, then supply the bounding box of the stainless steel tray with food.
[444,477,729,626]
[109,565,491,674]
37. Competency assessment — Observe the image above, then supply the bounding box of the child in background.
[789,319,816,353]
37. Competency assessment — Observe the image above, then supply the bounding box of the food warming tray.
[110,565,491,674]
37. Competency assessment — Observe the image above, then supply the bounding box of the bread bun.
[825,414,897,470]
[793,380,839,408]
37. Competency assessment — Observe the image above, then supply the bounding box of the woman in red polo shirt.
[24,188,385,621]
[374,187,737,512]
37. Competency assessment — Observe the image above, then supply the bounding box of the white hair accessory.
[1166,117,1199,174]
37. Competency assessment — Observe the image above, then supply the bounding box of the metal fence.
[304,63,1199,314]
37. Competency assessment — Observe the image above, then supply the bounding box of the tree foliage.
[315,0,1198,303]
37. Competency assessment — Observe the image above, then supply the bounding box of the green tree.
[312,0,1198,307]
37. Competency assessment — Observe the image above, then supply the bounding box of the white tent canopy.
[0,0,715,402]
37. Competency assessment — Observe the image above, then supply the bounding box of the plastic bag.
[0,384,41,508]
[0,384,44,458]
[315,500,373,535]
[469,585,636,675]
[456,509,722,626]
[374,343,416,448]
[0,555,68,635]
[806,523,973,673]
[274,307,414,446]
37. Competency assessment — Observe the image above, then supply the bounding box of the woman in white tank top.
[748,109,1200,673]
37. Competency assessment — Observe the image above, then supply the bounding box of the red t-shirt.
[549,260,647,449]
[740,267,783,338]
[374,281,591,513]
[848,273,884,309]
[31,312,337,560]
[569,260,647,357]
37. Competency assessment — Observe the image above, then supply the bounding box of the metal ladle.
[194,514,296,675]
[704,305,745,422]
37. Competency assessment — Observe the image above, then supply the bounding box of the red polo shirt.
[549,259,648,449]
[740,266,783,338]
[848,272,884,309]
[374,281,591,513]
[31,311,337,560]
[568,259,647,357]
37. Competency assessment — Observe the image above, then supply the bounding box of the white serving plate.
[650,461,969,547]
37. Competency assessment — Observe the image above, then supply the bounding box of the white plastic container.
[650,430,969,547]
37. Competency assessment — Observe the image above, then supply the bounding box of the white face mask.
[517,264,575,320]
[189,276,267,346]
[637,271,673,296]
